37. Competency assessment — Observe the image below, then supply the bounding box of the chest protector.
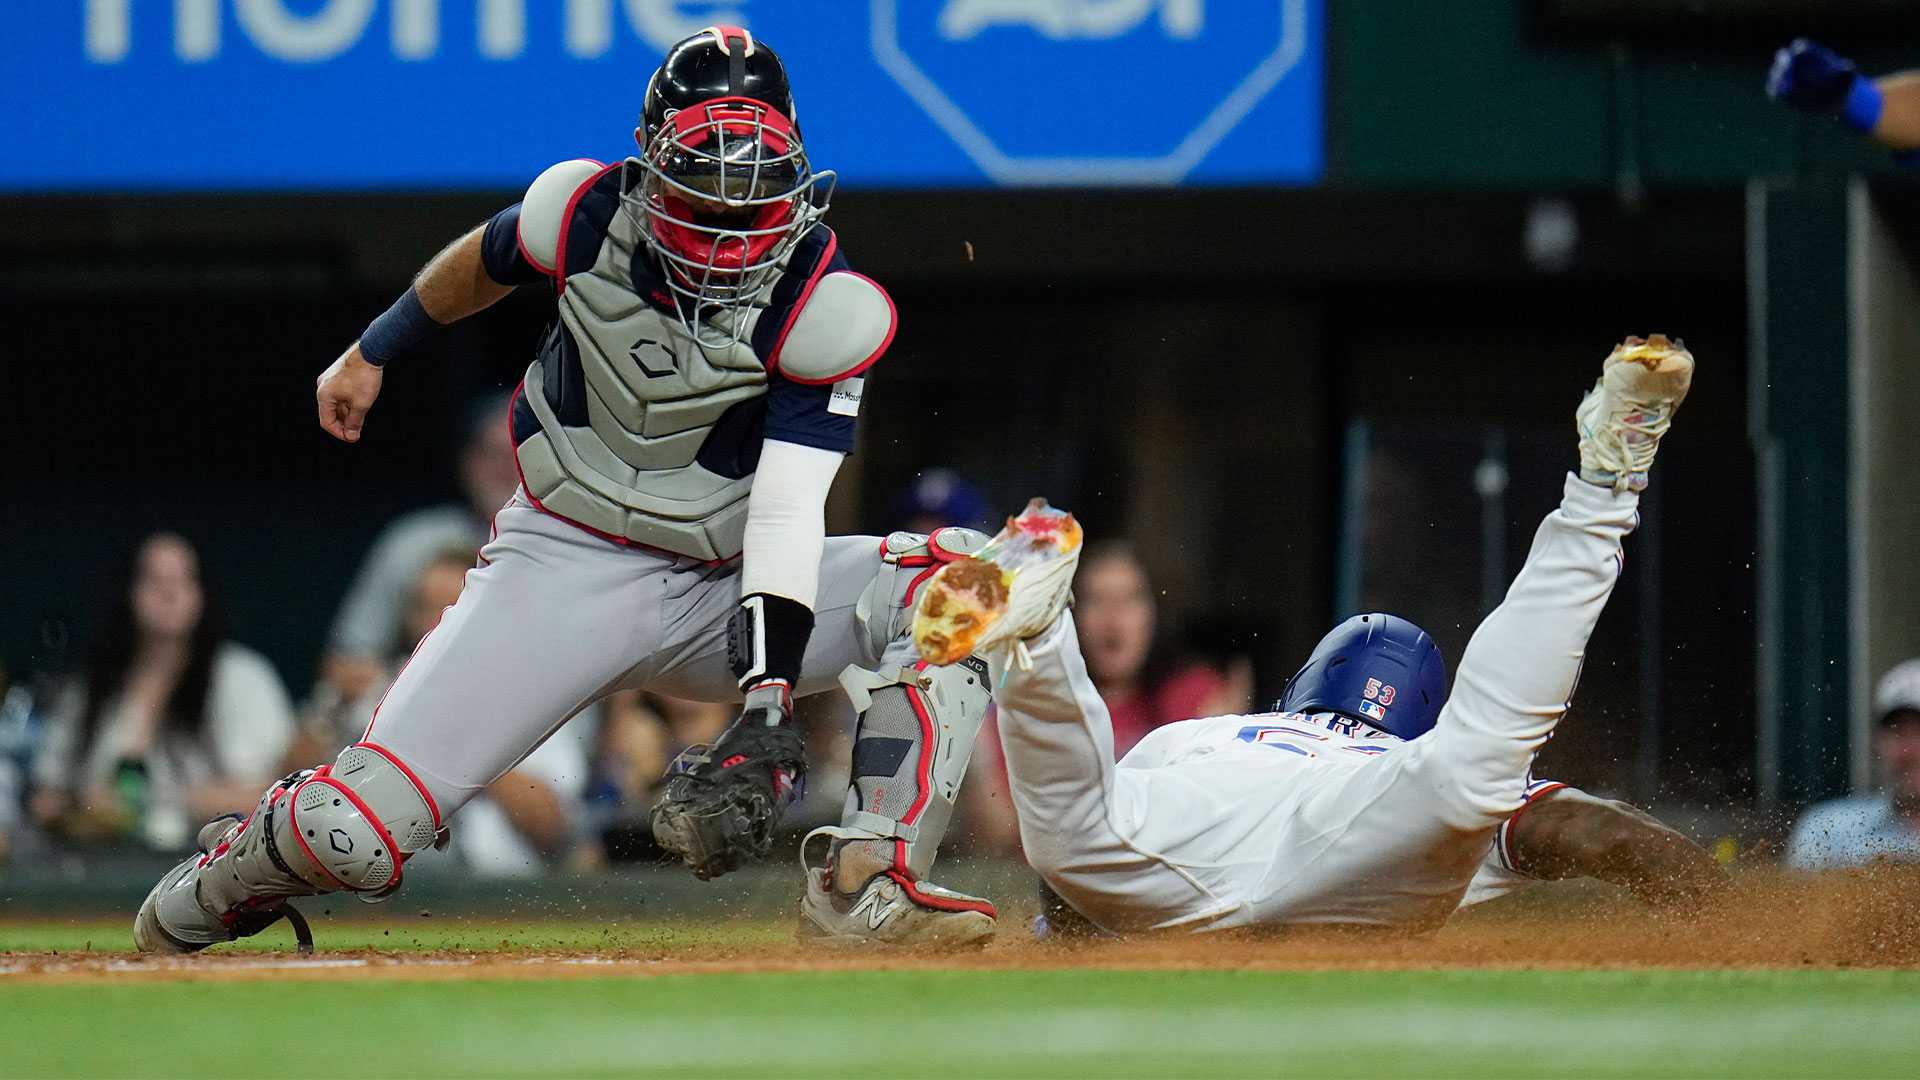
[514,199,783,560]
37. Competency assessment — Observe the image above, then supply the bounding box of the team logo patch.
[1358,700,1386,722]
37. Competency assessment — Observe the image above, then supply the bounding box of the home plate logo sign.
[871,0,1320,186]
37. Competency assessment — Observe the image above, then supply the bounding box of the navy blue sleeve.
[480,204,549,287]
[763,370,859,455]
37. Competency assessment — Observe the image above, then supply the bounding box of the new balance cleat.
[797,855,996,949]
[1576,334,1694,493]
[913,498,1082,669]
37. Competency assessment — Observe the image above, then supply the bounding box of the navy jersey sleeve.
[480,204,549,287]
[763,370,860,455]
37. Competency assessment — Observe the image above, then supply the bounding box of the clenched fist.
[315,344,385,442]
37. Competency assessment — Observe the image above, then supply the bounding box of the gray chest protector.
[512,206,775,560]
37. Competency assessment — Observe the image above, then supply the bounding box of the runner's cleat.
[1576,334,1695,493]
[913,498,1082,669]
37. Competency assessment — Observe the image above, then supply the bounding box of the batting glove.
[1768,38,1882,133]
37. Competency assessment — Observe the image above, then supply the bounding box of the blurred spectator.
[0,661,29,862]
[1075,541,1253,755]
[894,468,993,535]
[321,391,518,702]
[30,533,293,851]
[298,544,594,877]
[294,545,475,759]
[452,717,597,878]
[1784,659,1920,869]
[589,691,732,862]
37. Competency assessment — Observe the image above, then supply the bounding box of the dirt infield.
[6,867,1918,985]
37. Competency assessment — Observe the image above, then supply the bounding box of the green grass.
[3,966,1919,1078]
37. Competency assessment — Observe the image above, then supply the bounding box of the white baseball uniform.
[992,474,1637,933]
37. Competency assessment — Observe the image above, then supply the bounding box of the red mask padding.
[665,96,795,155]
[646,96,804,282]
[651,194,795,278]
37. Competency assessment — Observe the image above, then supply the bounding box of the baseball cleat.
[134,813,314,955]
[1576,334,1694,493]
[797,863,996,949]
[913,498,1082,669]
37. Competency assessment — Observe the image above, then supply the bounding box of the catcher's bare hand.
[316,344,385,443]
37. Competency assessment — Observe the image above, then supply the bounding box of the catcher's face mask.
[624,96,834,345]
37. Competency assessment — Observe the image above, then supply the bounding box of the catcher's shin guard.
[797,659,997,945]
[133,743,441,953]
[834,661,993,881]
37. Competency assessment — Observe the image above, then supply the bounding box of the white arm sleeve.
[740,439,843,608]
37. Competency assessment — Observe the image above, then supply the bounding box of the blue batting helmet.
[1277,613,1448,741]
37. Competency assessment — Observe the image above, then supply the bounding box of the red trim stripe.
[887,870,998,918]
[551,160,617,296]
[507,382,738,565]
[902,564,942,607]
[775,271,896,386]
[351,741,444,831]
[926,528,965,562]
[900,682,936,827]
[361,616,439,743]
[889,675,940,877]
[1499,781,1569,872]
[765,230,839,374]
[299,774,404,893]
[516,231,556,278]
[708,24,753,54]
[285,781,353,892]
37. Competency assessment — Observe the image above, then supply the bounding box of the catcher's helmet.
[1277,613,1447,741]
[626,26,832,341]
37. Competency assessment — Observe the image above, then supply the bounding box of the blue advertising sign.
[2,1,1320,191]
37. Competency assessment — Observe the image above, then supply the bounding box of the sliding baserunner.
[914,335,1696,933]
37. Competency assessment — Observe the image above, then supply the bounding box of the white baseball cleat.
[912,498,1083,669]
[797,861,996,949]
[1576,334,1695,493]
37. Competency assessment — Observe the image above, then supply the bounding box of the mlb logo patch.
[1358,700,1386,722]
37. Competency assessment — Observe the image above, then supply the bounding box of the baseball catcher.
[135,27,1000,953]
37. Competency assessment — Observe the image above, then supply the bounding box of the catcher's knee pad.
[858,528,989,658]
[196,743,441,912]
[309,742,444,883]
[832,658,993,880]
